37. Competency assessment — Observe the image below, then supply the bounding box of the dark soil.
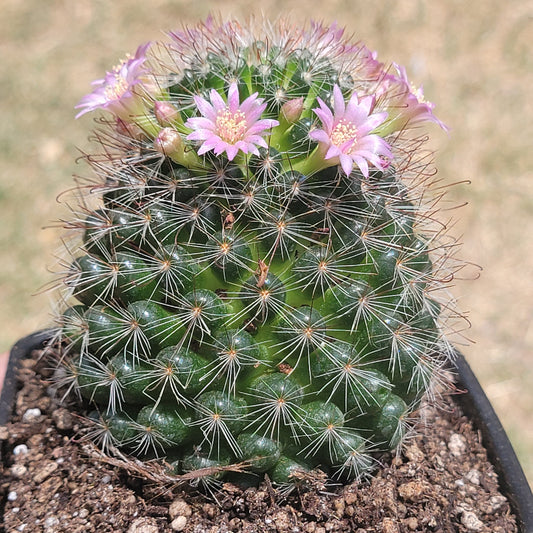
[0,350,518,533]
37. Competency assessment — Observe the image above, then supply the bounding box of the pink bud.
[281,97,304,124]
[154,127,182,155]
[154,101,179,126]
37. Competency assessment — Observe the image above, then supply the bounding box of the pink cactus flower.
[75,43,151,119]
[310,85,392,177]
[185,83,279,161]
[376,65,449,133]
[394,64,449,131]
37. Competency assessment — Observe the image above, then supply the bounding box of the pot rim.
[1,330,532,531]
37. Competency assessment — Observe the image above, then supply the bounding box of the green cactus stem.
[53,17,458,492]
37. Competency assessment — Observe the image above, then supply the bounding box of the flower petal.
[240,92,261,114]
[325,145,342,160]
[209,88,226,111]
[185,116,216,131]
[193,95,217,121]
[227,83,240,111]
[332,84,346,116]
[339,154,354,176]
[225,143,239,161]
[352,155,369,177]
[313,105,334,132]
[309,129,330,144]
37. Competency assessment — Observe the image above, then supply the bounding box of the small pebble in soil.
[127,517,160,533]
[22,408,41,422]
[10,464,27,478]
[169,499,192,519]
[44,516,59,528]
[404,517,418,530]
[7,491,18,501]
[382,517,399,533]
[397,481,427,502]
[52,407,74,430]
[170,516,188,531]
[33,461,58,483]
[465,469,481,485]
[448,433,467,456]
[460,509,484,531]
[488,494,507,512]
[13,444,28,455]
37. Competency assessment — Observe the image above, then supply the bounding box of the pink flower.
[185,83,279,161]
[394,64,449,131]
[75,43,151,119]
[376,65,448,133]
[309,85,392,177]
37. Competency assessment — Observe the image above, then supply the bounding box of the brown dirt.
[0,350,518,533]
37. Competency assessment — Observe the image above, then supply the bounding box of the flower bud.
[281,97,304,124]
[154,101,179,126]
[154,127,182,156]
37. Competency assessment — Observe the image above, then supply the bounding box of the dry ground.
[0,0,531,486]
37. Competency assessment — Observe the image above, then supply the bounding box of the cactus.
[54,18,458,490]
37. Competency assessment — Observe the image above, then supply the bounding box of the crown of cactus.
[55,17,458,489]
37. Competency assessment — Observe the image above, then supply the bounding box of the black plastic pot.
[1,331,532,531]
[0,330,53,427]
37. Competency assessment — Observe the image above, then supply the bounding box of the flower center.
[104,75,129,101]
[216,108,248,144]
[330,119,358,152]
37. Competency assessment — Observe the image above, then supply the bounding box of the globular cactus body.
[55,18,457,488]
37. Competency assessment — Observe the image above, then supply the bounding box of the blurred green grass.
[1,0,531,487]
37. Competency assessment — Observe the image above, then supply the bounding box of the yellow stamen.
[104,76,129,101]
[331,119,358,152]
[216,108,248,144]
